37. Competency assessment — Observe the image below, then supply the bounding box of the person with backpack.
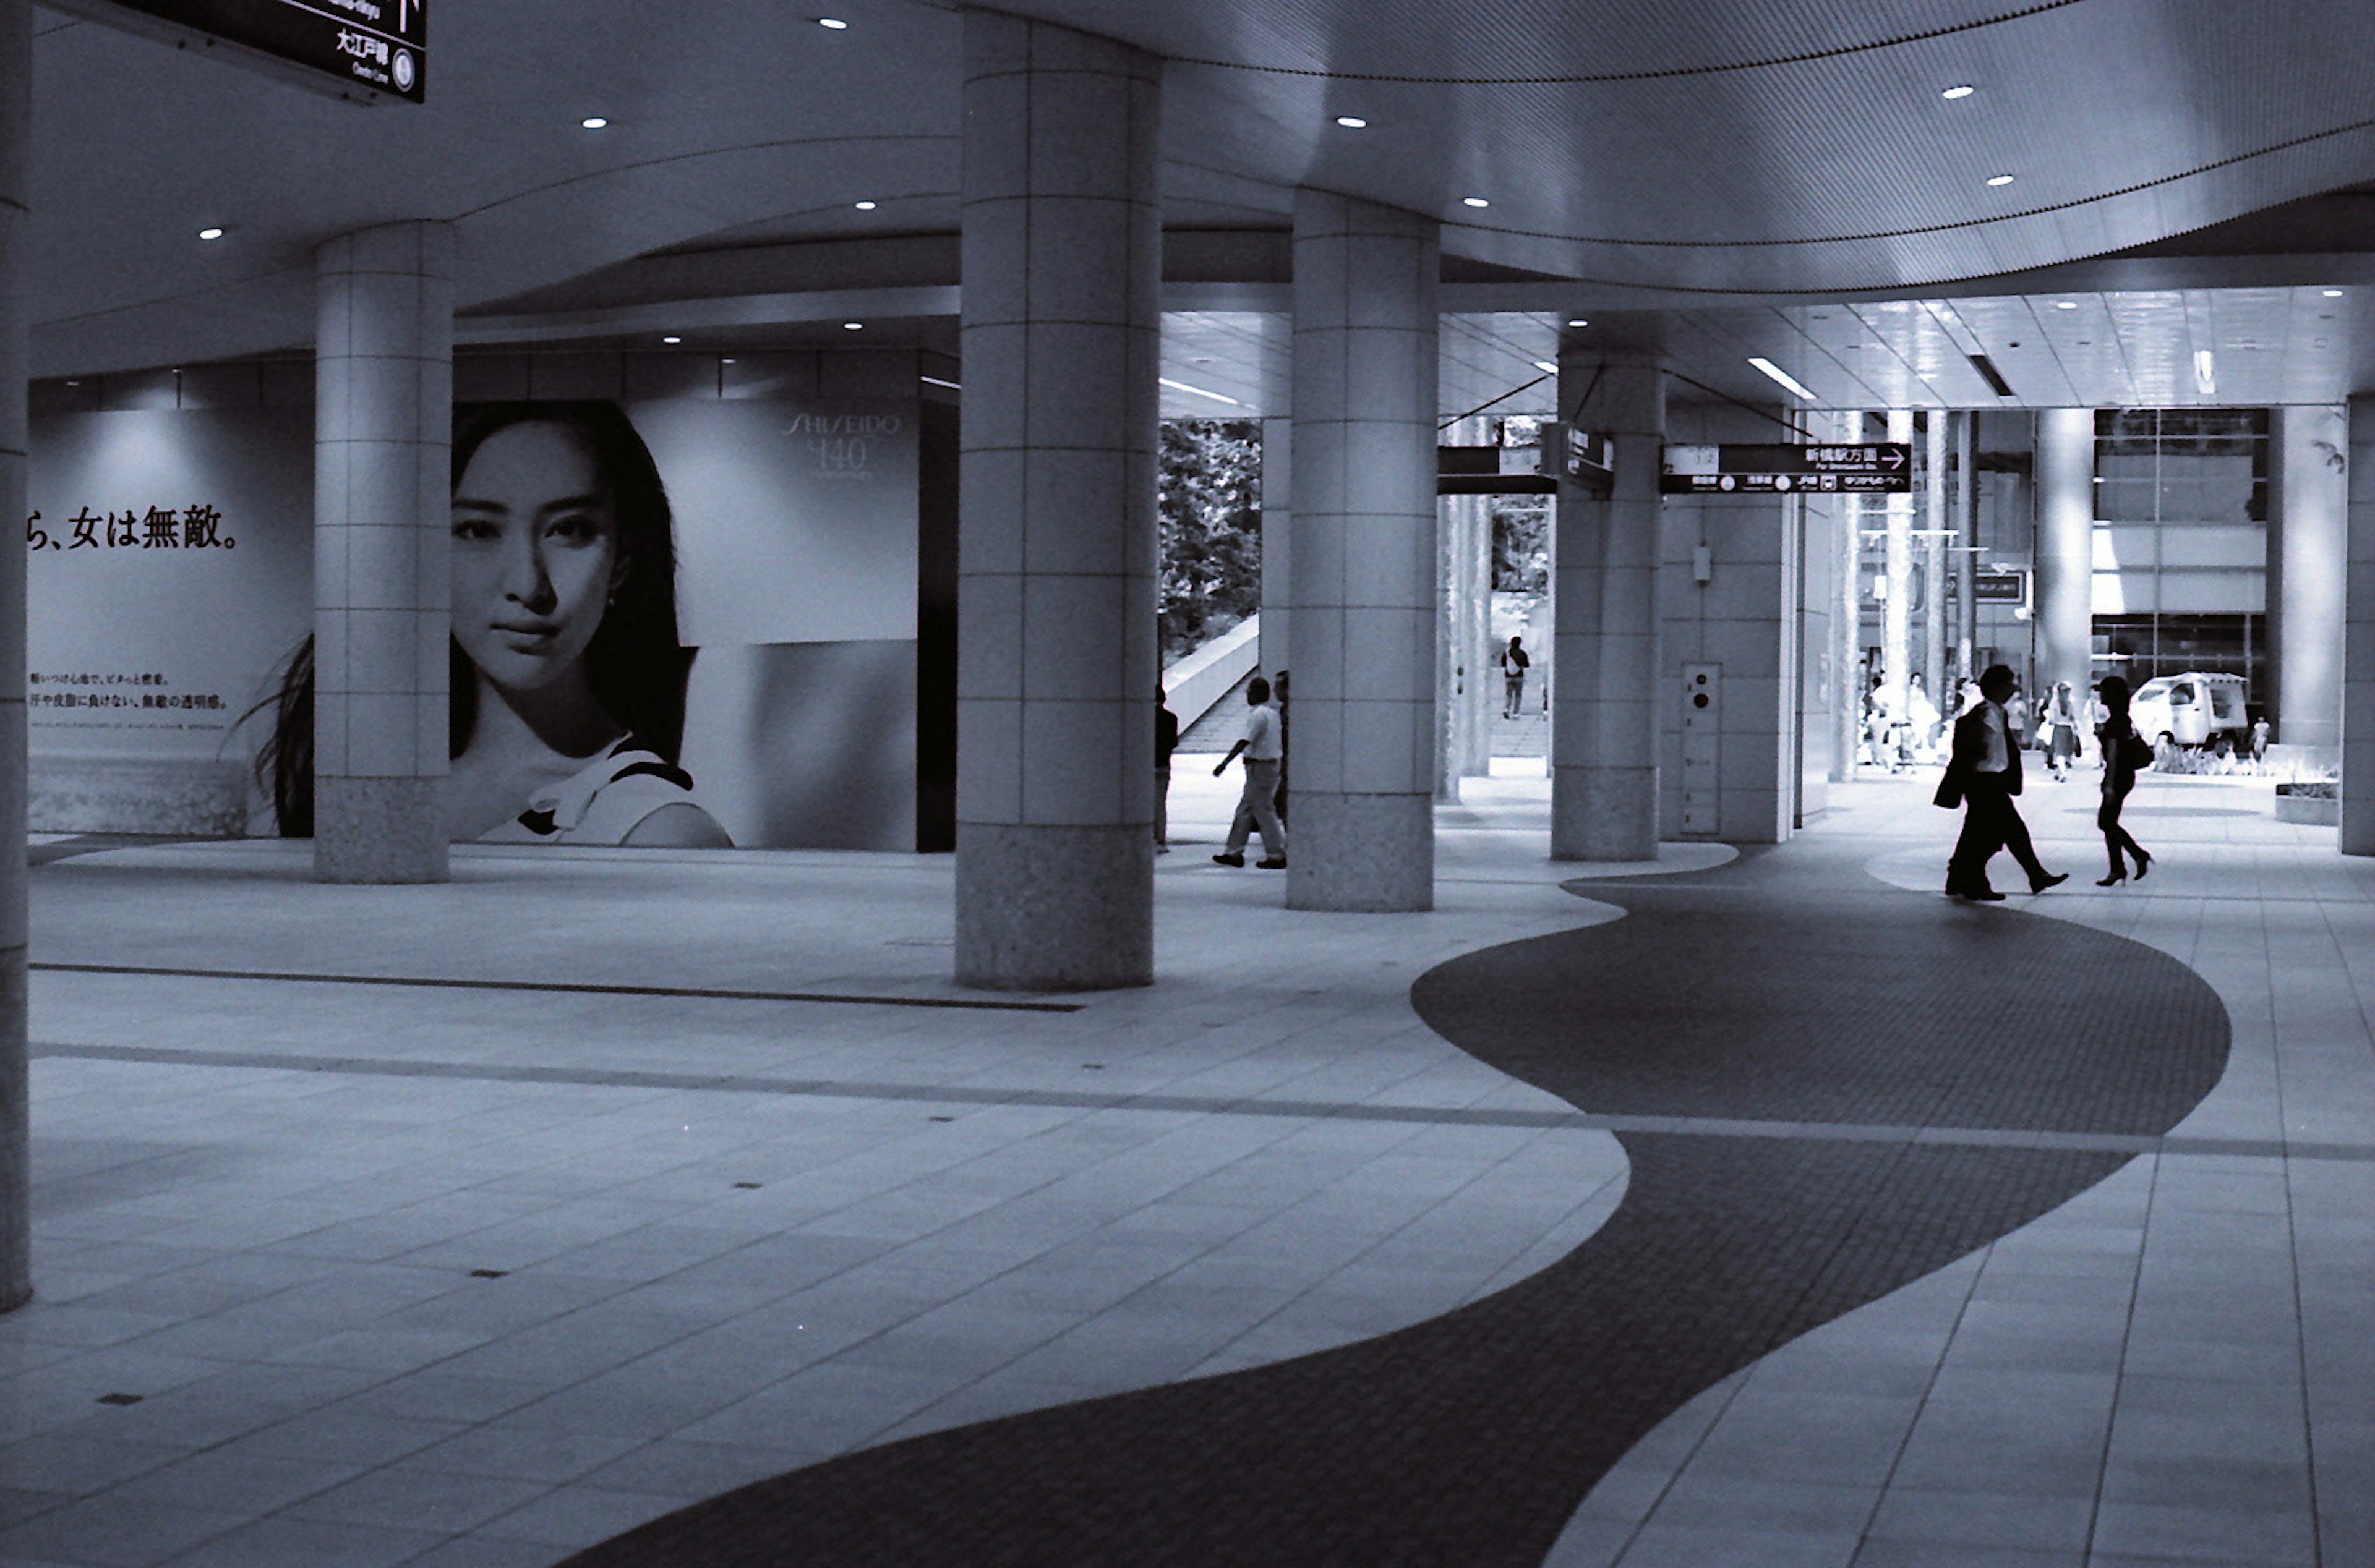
[1499,636,1531,719]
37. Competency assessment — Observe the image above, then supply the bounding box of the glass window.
[2093,409,2269,524]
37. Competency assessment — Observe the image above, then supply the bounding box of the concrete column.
[1466,503,1494,775]
[1923,411,1948,702]
[1552,353,1664,861]
[314,221,454,885]
[2035,407,2095,701]
[2272,404,2347,749]
[0,0,30,1313]
[1828,412,1864,781]
[1439,415,1493,798]
[1800,412,1857,804]
[1880,409,1914,718]
[1955,411,1979,689]
[954,12,1160,987]
[1285,189,1437,911]
[1259,414,1292,679]
[2343,394,2375,854]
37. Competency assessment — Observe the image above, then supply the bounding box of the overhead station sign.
[66,0,426,103]
[1660,442,1912,495]
[1971,569,2029,603]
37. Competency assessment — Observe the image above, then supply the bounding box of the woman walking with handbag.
[2094,675,2154,885]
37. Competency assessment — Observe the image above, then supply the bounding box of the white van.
[2129,672,2249,748]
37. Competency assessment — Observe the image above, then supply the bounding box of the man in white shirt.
[1212,676,1286,869]
[1936,665,2066,900]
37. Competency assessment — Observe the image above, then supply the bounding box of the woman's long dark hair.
[255,400,690,837]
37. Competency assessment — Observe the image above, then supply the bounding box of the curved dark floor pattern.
[566,838,2228,1567]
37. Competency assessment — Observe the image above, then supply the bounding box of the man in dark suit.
[1936,664,2068,901]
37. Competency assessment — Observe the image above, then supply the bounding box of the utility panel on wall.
[1682,662,1721,837]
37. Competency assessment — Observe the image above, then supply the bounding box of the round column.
[2343,394,2375,855]
[954,12,1160,987]
[0,0,30,1312]
[2273,403,2346,749]
[1439,415,1494,798]
[1822,411,1865,782]
[1551,352,1664,861]
[1285,190,1439,911]
[1880,409,1914,717]
[1922,410,1949,699]
[314,221,455,885]
[2035,407,2095,700]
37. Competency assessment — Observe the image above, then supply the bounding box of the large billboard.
[28,393,928,850]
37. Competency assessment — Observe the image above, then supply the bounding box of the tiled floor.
[1,761,2366,1566]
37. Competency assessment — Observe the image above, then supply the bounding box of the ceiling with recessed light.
[27,0,2375,413]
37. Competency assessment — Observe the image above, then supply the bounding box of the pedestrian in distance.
[1936,664,2069,901]
[1499,636,1531,719]
[2044,680,2082,781]
[1154,685,1179,853]
[2092,675,2153,885]
[1212,675,1286,869]
[1270,668,1290,826]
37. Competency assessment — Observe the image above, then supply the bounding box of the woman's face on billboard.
[451,422,622,695]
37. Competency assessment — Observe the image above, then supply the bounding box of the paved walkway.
[0,765,2363,1566]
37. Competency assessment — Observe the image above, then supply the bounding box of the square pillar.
[1259,415,1292,678]
[954,12,1161,987]
[1552,353,1664,861]
[314,221,455,884]
[1284,190,1439,912]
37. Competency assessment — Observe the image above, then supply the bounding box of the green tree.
[1492,497,1549,594]
[1158,419,1264,662]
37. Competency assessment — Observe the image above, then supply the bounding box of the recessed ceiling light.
[1747,356,1816,400]
[662,335,682,344]
[817,16,849,28]
[197,227,224,241]
[1462,197,1491,208]
[721,357,737,365]
[1942,84,1976,100]
[2054,300,2077,309]
[580,117,608,129]
[842,322,864,331]
[2323,288,2344,297]
[1985,174,2014,187]
[854,200,877,210]
[1334,116,1367,129]
[1566,318,1588,327]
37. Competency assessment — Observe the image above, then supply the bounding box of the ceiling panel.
[32,0,2375,375]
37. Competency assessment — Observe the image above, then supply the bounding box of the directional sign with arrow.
[60,0,428,104]
[1660,441,1912,495]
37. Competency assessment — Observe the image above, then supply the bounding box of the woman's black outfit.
[2095,709,2153,884]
